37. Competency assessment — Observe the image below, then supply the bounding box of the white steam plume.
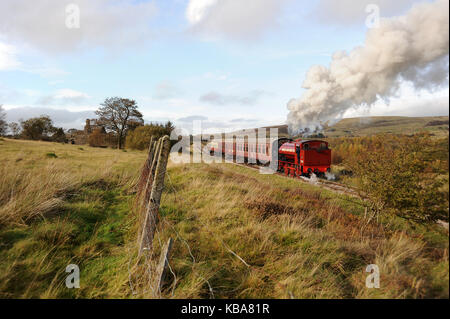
[287,0,449,133]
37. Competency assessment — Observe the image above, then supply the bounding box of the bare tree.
[0,105,7,136]
[8,122,21,137]
[95,97,144,149]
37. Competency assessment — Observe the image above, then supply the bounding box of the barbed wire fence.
[127,136,273,299]
[127,135,174,297]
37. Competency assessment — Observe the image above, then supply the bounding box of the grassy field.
[0,138,146,298]
[0,138,448,298]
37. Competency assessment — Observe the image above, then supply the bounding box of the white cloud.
[54,89,89,100]
[203,71,230,81]
[0,0,158,53]
[4,106,96,129]
[0,42,20,70]
[314,0,421,26]
[199,90,268,105]
[186,0,218,24]
[36,89,90,106]
[343,87,449,118]
[23,66,69,78]
[0,40,68,77]
[153,81,183,100]
[177,115,209,122]
[186,0,290,40]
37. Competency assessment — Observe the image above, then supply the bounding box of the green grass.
[0,138,146,298]
[0,138,448,299]
[0,182,135,298]
[149,162,448,299]
[45,152,58,158]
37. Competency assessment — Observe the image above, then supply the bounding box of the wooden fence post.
[153,238,173,296]
[136,137,155,195]
[139,135,171,253]
[142,138,162,206]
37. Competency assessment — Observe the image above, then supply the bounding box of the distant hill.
[208,116,449,139]
[323,116,449,137]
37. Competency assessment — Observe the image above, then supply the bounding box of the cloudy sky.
[1,0,448,132]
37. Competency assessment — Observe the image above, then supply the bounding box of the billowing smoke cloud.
[287,0,449,133]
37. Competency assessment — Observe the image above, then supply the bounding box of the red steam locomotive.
[209,137,331,177]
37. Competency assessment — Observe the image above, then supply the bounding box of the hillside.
[0,138,447,298]
[324,116,449,137]
[215,116,449,139]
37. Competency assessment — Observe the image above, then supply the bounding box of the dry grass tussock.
[0,139,147,298]
[0,139,144,227]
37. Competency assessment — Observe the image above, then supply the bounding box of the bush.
[126,122,174,150]
[52,128,67,143]
[46,152,58,158]
[20,116,54,140]
[345,134,449,223]
[0,105,7,136]
[331,150,344,165]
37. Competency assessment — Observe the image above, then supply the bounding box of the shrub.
[0,105,6,136]
[46,152,58,158]
[126,122,174,150]
[20,116,54,140]
[331,150,344,165]
[51,128,67,143]
[345,134,449,223]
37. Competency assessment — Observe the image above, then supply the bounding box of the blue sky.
[0,0,448,132]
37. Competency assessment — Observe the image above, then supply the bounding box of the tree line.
[0,98,175,149]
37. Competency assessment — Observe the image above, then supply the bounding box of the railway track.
[227,160,363,199]
[227,161,449,231]
[187,145,362,199]
[182,149,449,231]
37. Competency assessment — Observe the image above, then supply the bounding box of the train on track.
[209,137,331,178]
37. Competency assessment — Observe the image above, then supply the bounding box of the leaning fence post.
[152,237,173,296]
[136,137,155,194]
[142,138,162,206]
[140,135,171,253]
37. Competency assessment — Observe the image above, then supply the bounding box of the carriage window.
[320,142,327,150]
[303,144,309,150]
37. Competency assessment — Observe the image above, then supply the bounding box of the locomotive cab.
[278,139,331,177]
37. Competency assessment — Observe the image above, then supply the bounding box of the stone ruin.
[67,119,110,146]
